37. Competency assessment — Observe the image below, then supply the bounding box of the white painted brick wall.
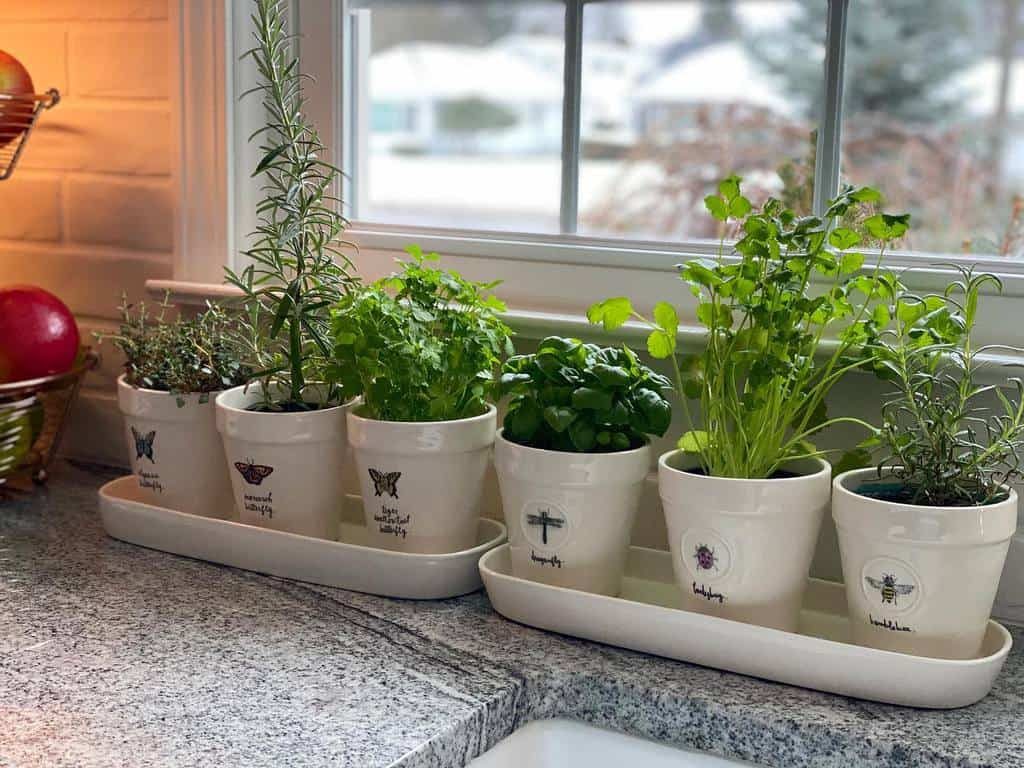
[0,0,175,466]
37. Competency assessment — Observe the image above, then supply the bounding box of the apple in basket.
[0,50,34,149]
[0,286,80,383]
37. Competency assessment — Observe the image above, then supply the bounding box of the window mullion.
[813,0,849,217]
[559,0,584,235]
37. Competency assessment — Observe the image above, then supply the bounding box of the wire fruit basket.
[0,349,98,488]
[0,88,59,181]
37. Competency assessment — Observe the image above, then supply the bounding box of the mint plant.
[589,175,908,478]
[327,245,512,422]
[861,265,1024,506]
[98,293,248,405]
[501,336,672,452]
[224,0,357,411]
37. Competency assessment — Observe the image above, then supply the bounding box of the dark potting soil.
[682,467,800,480]
[246,401,323,413]
[853,481,1006,507]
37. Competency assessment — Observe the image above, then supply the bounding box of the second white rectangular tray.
[99,476,506,600]
[479,544,1012,709]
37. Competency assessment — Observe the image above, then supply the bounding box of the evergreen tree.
[748,0,985,123]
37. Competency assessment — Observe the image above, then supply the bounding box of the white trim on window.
[173,0,233,284]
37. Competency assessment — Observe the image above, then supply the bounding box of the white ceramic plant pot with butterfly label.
[658,451,831,633]
[494,430,650,596]
[117,375,233,519]
[216,383,348,540]
[347,402,496,554]
[833,468,1018,660]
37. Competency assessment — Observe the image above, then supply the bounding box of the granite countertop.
[2,462,1022,768]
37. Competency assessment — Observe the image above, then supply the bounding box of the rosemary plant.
[98,293,248,405]
[224,0,358,411]
[590,177,908,479]
[861,266,1024,506]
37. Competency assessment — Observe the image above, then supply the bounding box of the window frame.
[171,0,1024,347]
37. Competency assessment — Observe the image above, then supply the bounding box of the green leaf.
[850,186,882,203]
[572,386,614,411]
[832,447,872,477]
[729,195,752,218]
[543,405,576,433]
[587,297,633,331]
[704,194,728,221]
[568,419,597,451]
[829,227,861,251]
[647,329,675,359]
[592,363,630,387]
[872,304,890,326]
[253,144,288,175]
[864,213,910,242]
[653,301,678,336]
[718,174,741,201]
[839,252,865,274]
[678,430,711,454]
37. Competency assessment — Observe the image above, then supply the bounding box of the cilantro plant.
[501,336,672,453]
[98,293,249,405]
[327,245,512,422]
[860,265,1024,506]
[590,175,908,479]
[224,0,357,411]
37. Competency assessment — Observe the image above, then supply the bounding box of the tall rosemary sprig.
[225,0,358,410]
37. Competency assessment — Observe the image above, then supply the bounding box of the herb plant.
[224,0,357,411]
[501,336,672,452]
[327,245,513,422]
[860,265,1024,506]
[589,175,908,478]
[98,293,248,404]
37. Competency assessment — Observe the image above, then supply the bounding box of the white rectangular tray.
[479,544,1013,709]
[99,476,506,599]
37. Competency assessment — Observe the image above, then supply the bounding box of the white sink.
[468,719,757,767]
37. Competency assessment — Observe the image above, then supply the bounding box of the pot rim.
[833,467,1019,512]
[348,398,497,427]
[494,427,650,459]
[214,381,351,415]
[658,449,830,483]
[117,373,222,398]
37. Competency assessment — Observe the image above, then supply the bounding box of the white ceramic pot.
[833,468,1018,659]
[348,403,496,554]
[117,375,233,518]
[658,451,831,632]
[493,430,650,596]
[215,383,348,540]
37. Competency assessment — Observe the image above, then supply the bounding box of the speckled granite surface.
[2,462,1022,768]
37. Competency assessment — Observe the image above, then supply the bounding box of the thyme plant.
[98,293,248,405]
[225,0,357,411]
[590,176,908,479]
[861,266,1024,506]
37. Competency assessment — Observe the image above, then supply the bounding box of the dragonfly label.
[521,501,570,551]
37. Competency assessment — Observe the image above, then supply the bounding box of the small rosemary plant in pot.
[101,293,247,518]
[216,0,359,540]
[494,335,672,596]
[327,245,512,554]
[833,265,1021,659]
[589,175,908,630]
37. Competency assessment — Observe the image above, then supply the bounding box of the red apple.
[0,286,79,383]
[0,50,34,149]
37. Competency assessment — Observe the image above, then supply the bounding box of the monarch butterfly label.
[368,468,408,538]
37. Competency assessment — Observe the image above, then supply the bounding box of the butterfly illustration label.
[368,468,408,539]
[130,426,163,493]
[521,501,570,556]
[235,459,275,519]
[861,557,921,616]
